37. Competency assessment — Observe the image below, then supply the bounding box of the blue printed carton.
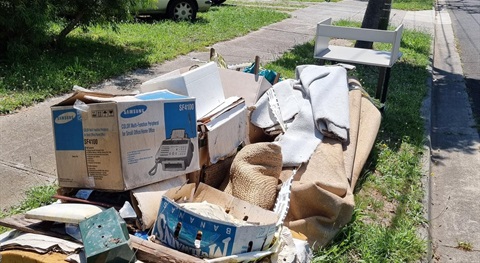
[153,183,278,258]
[51,90,200,191]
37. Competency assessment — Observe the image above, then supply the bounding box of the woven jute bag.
[223,142,282,210]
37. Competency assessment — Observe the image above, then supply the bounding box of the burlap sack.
[223,142,282,210]
[282,88,381,249]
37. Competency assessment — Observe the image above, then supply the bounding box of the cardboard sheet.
[130,175,187,230]
[219,68,272,107]
[0,230,83,254]
[141,62,225,118]
[24,203,105,224]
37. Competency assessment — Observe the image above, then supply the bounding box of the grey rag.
[296,65,350,142]
[251,65,350,166]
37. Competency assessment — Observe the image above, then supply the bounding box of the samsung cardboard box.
[51,90,200,191]
[152,183,278,259]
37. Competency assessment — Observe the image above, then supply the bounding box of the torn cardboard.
[0,230,83,254]
[198,97,247,165]
[130,175,187,231]
[219,68,271,107]
[219,67,273,144]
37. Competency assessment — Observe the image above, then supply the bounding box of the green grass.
[0,6,288,114]
[265,21,431,262]
[0,185,57,234]
[394,0,434,11]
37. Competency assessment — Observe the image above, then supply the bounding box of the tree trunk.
[379,0,392,30]
[55,10,86,45]
[355,0,389,49]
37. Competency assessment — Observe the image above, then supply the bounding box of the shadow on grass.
[134,14,212,25]
[0,35,153,110]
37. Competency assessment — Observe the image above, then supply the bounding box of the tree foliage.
[0,0,52,57]
[51,0,138,44]
[0,0,156,58]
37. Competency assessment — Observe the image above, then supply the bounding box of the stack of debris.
[0,54,381,262]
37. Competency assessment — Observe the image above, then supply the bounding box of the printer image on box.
[149,129,194,175]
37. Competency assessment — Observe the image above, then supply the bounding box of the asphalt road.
[443,0,480,126]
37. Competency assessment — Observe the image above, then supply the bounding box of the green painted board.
[79,207,136,263]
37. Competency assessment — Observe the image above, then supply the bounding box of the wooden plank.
[0,214,203,263]
[130,235,204,263]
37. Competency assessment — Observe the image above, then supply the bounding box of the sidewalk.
[428,0,480,261]
[4,1,472,261]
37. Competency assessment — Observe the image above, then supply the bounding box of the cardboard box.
[141,63,250,166]
[51,92,118,189]
[51,90,200,191]
[219,68,273,144]
[198,96,247,165]
[141,62,225,119]
[130,175,188,231]
[219,68,272,107]
[152,183,278,259]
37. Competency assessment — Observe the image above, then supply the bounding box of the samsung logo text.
[121,105,147,118]
[55,112,76,124]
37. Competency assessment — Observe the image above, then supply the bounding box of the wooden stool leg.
[375,67,387,100]
[380,67,392,104]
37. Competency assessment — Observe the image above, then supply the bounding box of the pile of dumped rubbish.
[0,52,381,263]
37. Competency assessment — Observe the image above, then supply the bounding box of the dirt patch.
[358,188,398,227]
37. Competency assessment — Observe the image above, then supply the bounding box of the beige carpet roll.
[303,137,348,197]
[283,137,354,249]
[350,96,381,188]
[285,182,355,249]
[224,142,282,210]
[282,90,381,249]
[343,88,362,183]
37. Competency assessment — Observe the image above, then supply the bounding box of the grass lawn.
[0,5,289,114]
[1,0,433,261]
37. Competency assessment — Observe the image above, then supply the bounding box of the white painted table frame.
[314,18,404,104]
